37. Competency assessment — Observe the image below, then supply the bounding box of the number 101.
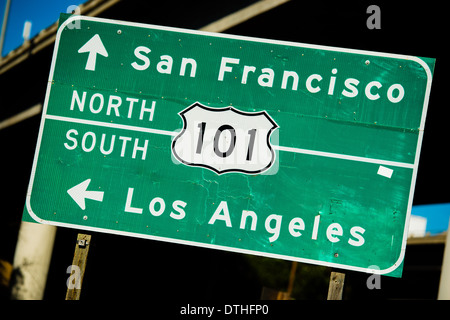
[195,122,257,161]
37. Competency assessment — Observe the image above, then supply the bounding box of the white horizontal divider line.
[45,114,178,137]
[273,145,414,169]
[45,114,415,169]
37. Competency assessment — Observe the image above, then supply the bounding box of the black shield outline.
[171,102,279,175]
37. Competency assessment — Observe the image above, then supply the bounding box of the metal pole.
[0,0,11,57]
[438,218,450,300]
[10,221,57,300]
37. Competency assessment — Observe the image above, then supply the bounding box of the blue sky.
[1,0,85,56]
[412,203,450,235]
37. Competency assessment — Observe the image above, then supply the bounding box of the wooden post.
[285,261,298,299]
[65,233,91,300]
[260,261,298,300]
[327,271,345,300]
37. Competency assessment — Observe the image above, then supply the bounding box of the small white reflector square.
[377,165,393,178]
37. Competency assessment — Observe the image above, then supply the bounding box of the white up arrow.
[67,179,104,210]
[77,34,108,71]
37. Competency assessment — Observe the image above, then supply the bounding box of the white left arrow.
[77,34,108,71]
[67,179,104,210]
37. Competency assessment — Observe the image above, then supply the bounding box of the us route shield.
[172,102,278,174]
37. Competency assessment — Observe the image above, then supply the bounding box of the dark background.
[1,0,448,302]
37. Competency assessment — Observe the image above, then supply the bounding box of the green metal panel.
[24,14,435,277]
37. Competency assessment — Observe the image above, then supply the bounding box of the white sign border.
[25,15,433,276]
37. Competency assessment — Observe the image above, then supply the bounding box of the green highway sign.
[24,14,435,277]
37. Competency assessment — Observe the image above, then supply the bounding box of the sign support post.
[327,271,345,300]
[65,233,91,300]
